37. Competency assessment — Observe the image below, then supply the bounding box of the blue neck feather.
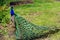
[10,7,15,16]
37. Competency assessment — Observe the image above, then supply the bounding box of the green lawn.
[14,2,60,27]
[0,1,60,40]
[14,2,60,40]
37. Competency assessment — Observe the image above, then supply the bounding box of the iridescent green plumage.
[14,14,58,40]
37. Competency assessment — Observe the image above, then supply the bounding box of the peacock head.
[11,6,13,9]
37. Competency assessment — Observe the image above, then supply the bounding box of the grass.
[0,1,60,40]
[50,31,60,40]
[13,2,60,40]
[14,2,60,27]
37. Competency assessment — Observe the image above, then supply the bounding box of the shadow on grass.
[32,29,60,40]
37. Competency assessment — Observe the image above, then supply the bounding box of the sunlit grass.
[50,31,60,40]
[13,2,60,40]
[1,1,60,40]
[14,2,60,27]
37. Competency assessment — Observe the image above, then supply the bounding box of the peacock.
[10,6,60,40]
